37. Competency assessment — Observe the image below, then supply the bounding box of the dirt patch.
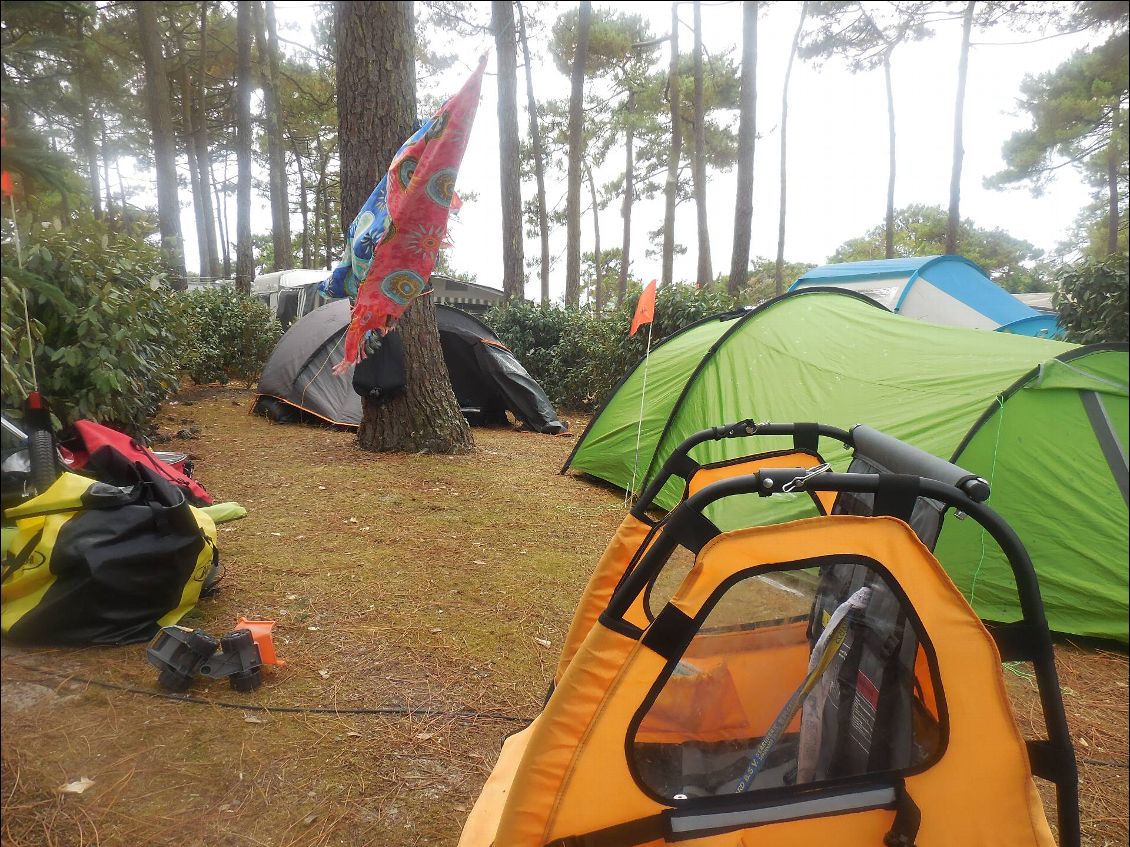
[2,386,1126,845]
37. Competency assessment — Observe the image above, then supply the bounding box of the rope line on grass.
[4,661,534,725]
[6,663,1127,769]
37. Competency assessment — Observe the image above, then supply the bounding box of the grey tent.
[253,299,567,434]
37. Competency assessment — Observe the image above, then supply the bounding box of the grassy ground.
[1,386,1126,846]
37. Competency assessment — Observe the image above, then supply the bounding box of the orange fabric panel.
[554,515,653,683]
[457,720,536,847]
[687,453,837,514]
[482,516,1053,846]
[637,620,809,744]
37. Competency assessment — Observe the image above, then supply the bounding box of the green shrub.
[176,287,282,385]
[1054,252,1129,344]
[1,214,181,432]
[487,283,740,412]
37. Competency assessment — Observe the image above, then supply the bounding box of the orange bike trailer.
[461,423,1079,847]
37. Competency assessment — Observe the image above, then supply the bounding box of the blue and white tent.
[789,256,1061,338]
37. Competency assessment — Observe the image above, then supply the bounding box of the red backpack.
[65,420,213,506]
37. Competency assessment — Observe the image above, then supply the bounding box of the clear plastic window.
[632,559,944,800]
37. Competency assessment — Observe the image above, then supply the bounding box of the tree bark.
[564,0,592,308]
[136,1,187,288]
[729,0,757,295]
[619,91,634,306]
[946,0,975,255]
[336,0,473,454]
[235,0,255,294]
[291,133,311,267]
[195,2,221,280]
[73,16,101,219]
[100,117,113,214]
[493,0,525,300]
[883,52,896,259]
[661,2,682,288]
[691,0,712,286]
[213,155,231,278]
[255,0,292,270]
[1108,101,1120,255]
[178,49,211,279]
[774,2,806,296]
[586,163,603,310]
[517,0,551,306]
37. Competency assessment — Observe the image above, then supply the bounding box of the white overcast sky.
[178,1,1103,299]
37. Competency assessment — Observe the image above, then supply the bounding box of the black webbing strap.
[793,422,820,453]
[641,603,695,661]
[873,474,920,525]
[544,813,668,847]
[882,784,921,847]
[670,510,720,554]
[667,452,701,483]
[986,621,1038,662]
[1026,739,1069,783]
[1,528,45,584]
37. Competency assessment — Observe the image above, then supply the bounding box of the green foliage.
[177,287,282,385]
[487,283,738,411]
[831,204,1049,292]
[1053,251,1129,343]
[987,31,1128,259]
[0,213,180,433]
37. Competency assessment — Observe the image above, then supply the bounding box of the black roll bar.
[607,470,1079,847]
[631,420,853,519]
[631,421,991,521]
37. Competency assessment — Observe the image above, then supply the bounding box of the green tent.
[563,289,1129,642]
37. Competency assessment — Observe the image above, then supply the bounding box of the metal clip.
[782,463,831,493]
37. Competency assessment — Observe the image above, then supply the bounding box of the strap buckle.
[782,463,831,493]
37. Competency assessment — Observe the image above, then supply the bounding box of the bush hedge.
[177,287,282,385]
[1,215,181,432]
[2,215,282,433]
[487,283,739,412]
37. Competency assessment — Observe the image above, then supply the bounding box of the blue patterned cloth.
[321,119,433,301]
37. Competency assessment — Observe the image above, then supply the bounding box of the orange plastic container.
[233,617,285,667]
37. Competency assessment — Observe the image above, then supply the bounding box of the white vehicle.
[251,269,333,327]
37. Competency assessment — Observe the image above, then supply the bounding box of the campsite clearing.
[1,385,1126,847]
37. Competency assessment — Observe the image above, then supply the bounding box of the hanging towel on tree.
[331,57,486,372]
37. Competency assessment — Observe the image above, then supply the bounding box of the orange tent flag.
[629,279,657,337]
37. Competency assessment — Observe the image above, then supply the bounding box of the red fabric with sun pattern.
[335,58,486,372]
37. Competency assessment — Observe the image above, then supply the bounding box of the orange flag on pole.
[630,279,657,337]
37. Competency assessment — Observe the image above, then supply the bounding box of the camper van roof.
[252,269,329,294]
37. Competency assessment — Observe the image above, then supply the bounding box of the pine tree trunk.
[774,2,805,296]
[586,163,603,310]
[292,134,311,267]
[1108,101,1120,255]
[883,53,896,259]
[179,54,210,278]
[691,0,712,287]
[213,155,231,279]
[517,0,551,306]
[136,1,186,289]
[235,0,255,294]
[661,2,682,288]
[100,117,113,214]
[619,92,634,306]
[565,0,592,308]
[729,0,757,295]
[255,0,292,270]
[946,0,975,255]
[73,17,101,219]
[337,0,473,455]
[493,0,525,301]
[195,2,221,280]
